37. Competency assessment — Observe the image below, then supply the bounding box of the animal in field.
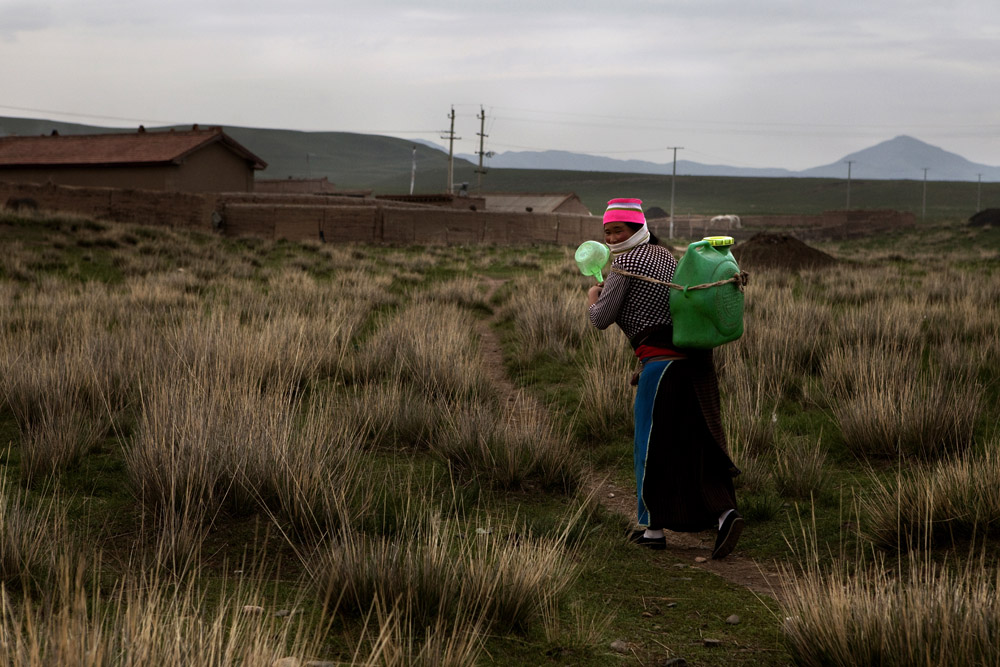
[710,214,741,229]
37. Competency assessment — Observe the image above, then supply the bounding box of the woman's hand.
[587,283,603,307]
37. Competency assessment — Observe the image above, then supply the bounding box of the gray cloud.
[0,0,997,169]
[0,3,54,39]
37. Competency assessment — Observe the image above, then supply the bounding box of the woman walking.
[586,198,742,559]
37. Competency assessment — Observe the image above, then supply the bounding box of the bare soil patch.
[969,208,1000,227]
[732,232,837,272]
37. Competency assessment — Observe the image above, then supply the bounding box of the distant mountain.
[463,136,1000,182]
[798,135,1000,181]
[457,150,795,178]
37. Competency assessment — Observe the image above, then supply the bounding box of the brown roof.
[0,127,267,170]
[481,192,589,214]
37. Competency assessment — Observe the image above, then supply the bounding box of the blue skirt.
[633,359,737,531]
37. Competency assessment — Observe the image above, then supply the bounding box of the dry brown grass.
[3,214,998,664]
[576,328,635,439]
[309,511,577,634]
[500,273,592,364]
[0,475,66,592]
[433,393,582,493]
[863,441,1000,550]
[351,299,493,401]
[0,555,327,666]
[831,366,981,460]
[783,552,1000,667]
[774,435,828,499]
[0,339,120,486]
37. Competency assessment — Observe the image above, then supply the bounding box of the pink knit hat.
[603,198,646,225]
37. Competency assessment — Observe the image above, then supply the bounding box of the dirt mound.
[731,232,836,271]
[645,205,668,219]
[969,209,1000,227]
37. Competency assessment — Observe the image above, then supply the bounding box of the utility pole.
[475,105,488,193]
[441,106,460,194]
[922,167,928,222]
[845,160,855,210]
[667,147,683,239]
[409,145,417,195]
[977,173,982,211]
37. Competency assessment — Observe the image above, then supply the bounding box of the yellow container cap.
[703,235,735,246]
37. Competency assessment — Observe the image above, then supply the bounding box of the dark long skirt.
[633,358,738,532]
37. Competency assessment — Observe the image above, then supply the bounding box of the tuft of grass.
[832,368,981,460]
[774,435,828,499]
[425,275,492,313]
[0,554,328,665]
[740,489,784,522]
[498,275,591,364]
[351,299,492,401]
[721,359,777,462]
[863,442,1000,550]
[0,475,65,592]
[0,344,113,486]
[783,552,1000,667]
[432,394,582,494]
[257,392,374,542]
[309,511,578,634]
[346,379,441,450]
[575,328,635,440]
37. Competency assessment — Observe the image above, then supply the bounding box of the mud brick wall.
[379,209,595,245]
[0,180,217,229]
[1,179,916,246]
[220,193,379,207]
[220,202,598,246]
[219,204,381,243]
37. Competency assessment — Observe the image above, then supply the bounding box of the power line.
[0,104,181,126]
[667,147,683,240]
[441,106,461,195]
[845,160,855,210]
[475,105,491,193]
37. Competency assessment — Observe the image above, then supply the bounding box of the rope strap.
[609,266,750,292]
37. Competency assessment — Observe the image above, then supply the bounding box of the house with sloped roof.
[0,126,267,193]
[480,192,591,215]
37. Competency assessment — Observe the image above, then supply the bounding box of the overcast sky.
[1,0,997,170]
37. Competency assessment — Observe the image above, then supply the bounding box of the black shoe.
[628,529,666,550]
[712,511,743,560]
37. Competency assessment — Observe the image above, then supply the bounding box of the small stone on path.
[703,638,722,648]
[694,556,708,563]
[610,640,632,654]
[726,614,741,625]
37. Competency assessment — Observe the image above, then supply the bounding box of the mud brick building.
[0,126,266,193]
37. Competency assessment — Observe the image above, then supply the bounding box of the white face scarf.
[608,225,649,256]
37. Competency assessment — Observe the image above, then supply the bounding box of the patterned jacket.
[587,243,677,340]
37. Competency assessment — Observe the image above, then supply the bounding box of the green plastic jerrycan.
[669,236,745,349]
[575,240,610,282]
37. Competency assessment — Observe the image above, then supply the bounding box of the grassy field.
[0,209,998,665]
[460,170,997,222]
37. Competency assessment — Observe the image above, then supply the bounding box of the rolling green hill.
[2,116,994,220]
